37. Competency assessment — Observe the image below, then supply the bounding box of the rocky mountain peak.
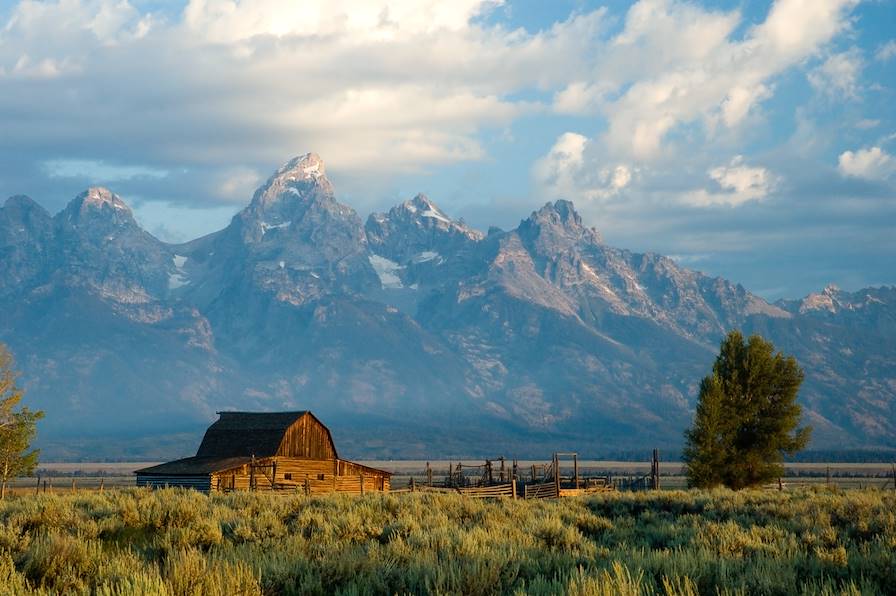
[60,187,135,225]
[273,152,326,183]
[4,194,46,212]
[526,200,594,233]
[237,153,363,247]
[366,193,483,266]
[518,200,602,252]
[1,195,51,230]
[251,153,332,208]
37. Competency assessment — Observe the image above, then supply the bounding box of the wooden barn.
[135,411,391,494]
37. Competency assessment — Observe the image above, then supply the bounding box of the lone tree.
[0,344,44,499]
[684,330,811,489]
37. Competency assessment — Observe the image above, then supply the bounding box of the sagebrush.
[0,487,893,594]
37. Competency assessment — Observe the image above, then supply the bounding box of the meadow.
[0,487,893,595]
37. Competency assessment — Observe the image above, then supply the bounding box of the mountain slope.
[0,155,892,458]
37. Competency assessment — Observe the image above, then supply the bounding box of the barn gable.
[195,411,338,460]
[276,412,337,459]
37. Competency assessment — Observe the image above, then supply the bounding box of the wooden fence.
[391,483,517,498]
[524,482,558,499]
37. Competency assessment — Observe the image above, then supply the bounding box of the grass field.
[0,487,894,594]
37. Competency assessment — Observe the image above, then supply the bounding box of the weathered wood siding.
[137,475,212,491]
[277,414,337,459]
[208,457,389,494]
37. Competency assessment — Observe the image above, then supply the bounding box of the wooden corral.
[135,411,390,494]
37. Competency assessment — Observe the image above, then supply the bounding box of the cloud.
[182,0,502,42]
[535,0,860,214]
[838,147,896,181]
[808,49,862,100]
[0,0,587,210]
[693,156,775,207]
[532,132,632,202]
[876,40,896,62]
[596,0,859,160]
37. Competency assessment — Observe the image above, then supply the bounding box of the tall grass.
[0,487,893,594]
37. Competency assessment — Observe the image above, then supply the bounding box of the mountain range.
[1,154,893,460]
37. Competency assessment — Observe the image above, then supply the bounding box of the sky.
[0,0,894,300]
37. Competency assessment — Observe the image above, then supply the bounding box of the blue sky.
[0,0,894,299]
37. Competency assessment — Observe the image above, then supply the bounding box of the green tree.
[0,344,44,499]
[684,331,811,489]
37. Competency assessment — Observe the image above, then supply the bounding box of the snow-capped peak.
[273,153,326,183]
[80,187,131,212]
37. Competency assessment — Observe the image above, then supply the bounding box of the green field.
[0,487,894,595]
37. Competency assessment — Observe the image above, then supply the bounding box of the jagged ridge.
[0,154,892,458]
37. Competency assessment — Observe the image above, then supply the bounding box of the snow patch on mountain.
[421,209,450,224]
[368,254,403,289]
[168,272,189,289]
[412,251,440,263]
[261,221,291,234]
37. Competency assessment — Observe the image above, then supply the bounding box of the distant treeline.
[571,449,896,463]
[784,449,896,463]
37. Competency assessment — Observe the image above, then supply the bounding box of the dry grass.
[0,486,893,594]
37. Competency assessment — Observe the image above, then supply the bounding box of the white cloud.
[532,132,632,201]
[696,156,775,206]
[535,0,857,213]
[182,0,502,43]
[876,40,896,62]
[597,0,858,160]
[0,0,565,193]
[808,49,862,100]
[0,0,868,222]
[838,147,896,181]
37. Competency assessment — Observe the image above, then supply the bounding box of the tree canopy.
[684,330,811,489]
[0,344,44,499]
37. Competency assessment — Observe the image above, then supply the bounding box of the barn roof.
[135,456,253,476]
[194,410,338,459]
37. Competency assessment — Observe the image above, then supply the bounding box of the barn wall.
[277,414,337,459]
[208,457,389,494]
[137,475,212,492]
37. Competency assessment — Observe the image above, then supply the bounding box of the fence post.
[249,458,255,491]
[553,454,560,497]
[360,474,364,496]
[99,475,104,492]
[71,478,76,493]
[888,462,896,491]
[574,454,579,489]
[35,476,41,495]
[426,462,432,487]
[511,474,517,499]
[304,474,310,496]
[410,477,416,492]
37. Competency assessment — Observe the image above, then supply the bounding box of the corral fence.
[393,452,621,499]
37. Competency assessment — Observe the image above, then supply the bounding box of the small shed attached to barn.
[135,411,391,493]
